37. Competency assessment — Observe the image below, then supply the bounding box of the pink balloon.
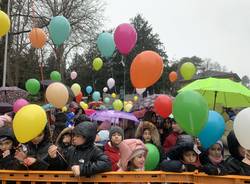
[70,71,77,80]
[13,99,29,112]
[114,23,137,55]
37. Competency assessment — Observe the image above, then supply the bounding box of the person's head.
[31,132,45,145]
[109,126,124,146]
[62,133,72,146]
[0,138,13,152]
[142,129,152,143]
[208,141,223,159]
[128,149,146,170]
[182,150,197,163]
[172,122,183,133]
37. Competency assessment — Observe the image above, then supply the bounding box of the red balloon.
[75,92,83,103]
[169,71,178,83]
[154,95,172,118]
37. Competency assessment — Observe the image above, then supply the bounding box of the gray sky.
[104,0,250,78]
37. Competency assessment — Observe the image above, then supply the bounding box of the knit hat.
[129,149,146,161]
[109,126,124,140]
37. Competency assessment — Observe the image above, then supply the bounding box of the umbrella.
[0,86,28,105]
[89,110,139,123]
[0,102,13,114]
[178,77,250,109]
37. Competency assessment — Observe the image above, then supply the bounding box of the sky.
[103,0,250,78]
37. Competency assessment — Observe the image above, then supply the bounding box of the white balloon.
[107,78,115,89]
[70,71,77,80]
[103,87,108,93]
[234,107,250,149]
[136,88,146,95]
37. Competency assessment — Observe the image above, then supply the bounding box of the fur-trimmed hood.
[55,127,73,146]
[135,121,161,147]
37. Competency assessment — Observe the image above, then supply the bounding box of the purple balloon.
[114,23,137,55]
[13,98,29,112]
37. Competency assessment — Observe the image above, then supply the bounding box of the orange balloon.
[169,71,178,82]
[130,51,163,88]
[29,28,47,48]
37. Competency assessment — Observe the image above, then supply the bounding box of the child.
[104,126,124,171]
[55,127,73,156]
[118,139,148,171]
[48,121,112,176]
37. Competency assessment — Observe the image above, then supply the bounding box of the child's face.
[111,132,122,146]
[132,153,145,169]
[183,150,197,163]
[72,135,86,146]
[0,139,13,152]
[143,129,152,143]
[208,144,222,159]
[31,132,44,145]
[172,123,183,133]
[62,134,72,145]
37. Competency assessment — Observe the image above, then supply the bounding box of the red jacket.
[163,131,179,153]
[104,142,120,171]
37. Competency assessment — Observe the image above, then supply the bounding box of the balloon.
[133,96,138,102]
[48,16,71,45]
[111,93,116,99]
[114,23,137,55]
[80,101,88,110]
[103,87,108,93]
[28,28,47,48]
[92,91,101,101]
[25,78,40,95]
[62,106,67,112]
[46,82,69,108]
[50,71,61,81]
[0,10,10,37]
[180,62,196,80]
[169,71,178,83]
[234,108,250,149]
[104,97,110,104]
[124,103,133,112]
[198,111,225,149]
[70,71,77,80]
[97,32,115,58]
[86,86,93,94]
[154,95,172,118]
[145,143,160,170]
[71,83,81,96]
[13,99,29,113]
[136,88,146,95]
[75,91,83,103]
[107,78,115,89]
[113,99,123,111]
[173,90,209,136]
[130,51,164,88]
[93,57,103,71]
[13,104,47,143]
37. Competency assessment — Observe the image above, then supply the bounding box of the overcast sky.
[104,0,250,78]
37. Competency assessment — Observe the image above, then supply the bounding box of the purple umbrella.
[89,110,139,123]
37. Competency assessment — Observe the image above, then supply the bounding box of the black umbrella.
[0,86,28,105]
[0,102,13,114]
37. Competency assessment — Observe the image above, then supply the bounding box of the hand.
[23,157,37,166]
[48,145,58,158]
[71,165,80,177]
[15,150,27,162]
[2,150,10,158]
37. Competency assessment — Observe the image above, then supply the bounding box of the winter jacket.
[104,141,120,171]
[163,131,179,153]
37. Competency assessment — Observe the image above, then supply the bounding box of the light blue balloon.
[86,86,93,94]
[97,32,115,58]
[198,111,225,149]
[92,91,101,101]
[104,97,110,104]
[48,16,71,45]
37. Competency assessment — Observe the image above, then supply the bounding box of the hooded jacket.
[118,139,148,171]
[58,121,111,176]
[55,127,73,156]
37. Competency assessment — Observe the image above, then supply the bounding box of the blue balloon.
[97,32,115,58]
[86,86,93,94]
[198,111,225,149]
[92,91,101,101]
[48,16,71,45]
[104,97,110,104]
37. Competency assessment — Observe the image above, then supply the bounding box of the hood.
[0,126,18,147]
[118,139,148,171]
[168,141,196,161]
[227,130,244,161]
[73,121,97,148]
[135,121,161,147]
[55,127,73,146]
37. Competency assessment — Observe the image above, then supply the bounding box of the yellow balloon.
[13,104,47,143]
[124,101,128,106]
[80,101,88,110]
[93,57,103,71]
[124,103,133,112]
[62,106,67,112]
[111,93,116,98]
[134,96,138,101]
[46,82,69,108]
[113,99,123,111]
[0,11,10,37]
[71,83,81,96]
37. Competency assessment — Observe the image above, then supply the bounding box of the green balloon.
[113,99,123,111]
[173,90,209,136]
[93,57,103,71]
[145,143,160,170]
[180,62,196,80]
[25,79,40,95]
[104,97,110,104]
[50,71,61,81]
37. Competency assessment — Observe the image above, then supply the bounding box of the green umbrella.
[178,77,250,109]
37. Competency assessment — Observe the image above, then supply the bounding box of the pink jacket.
[118,139,148,171]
